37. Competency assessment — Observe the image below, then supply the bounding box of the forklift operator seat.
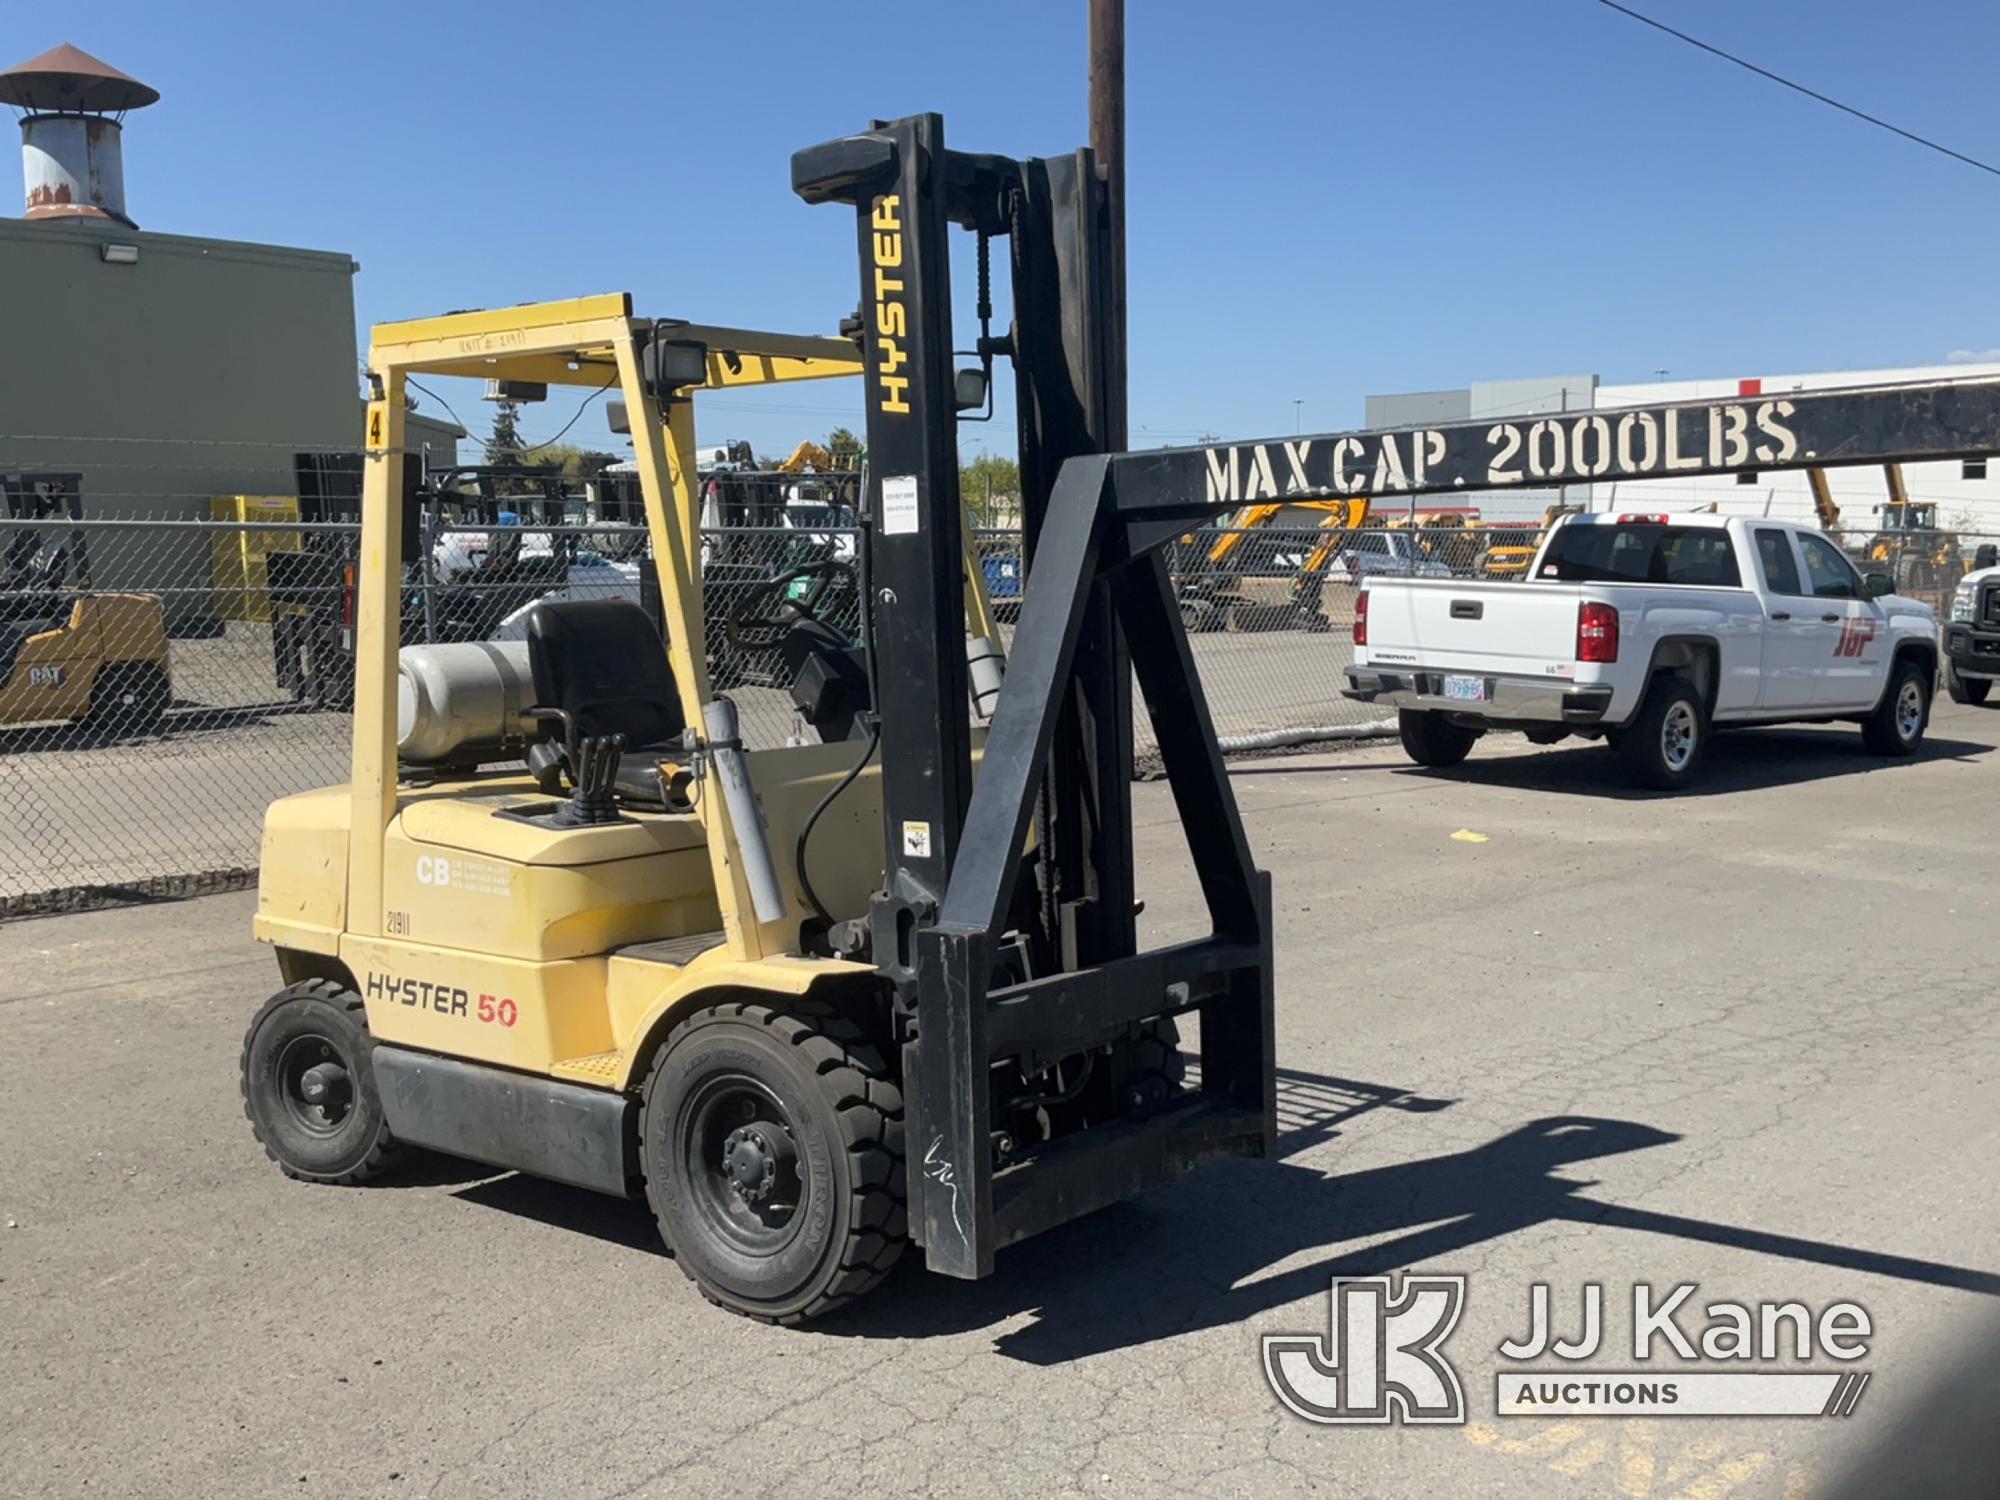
[523,597,685,804]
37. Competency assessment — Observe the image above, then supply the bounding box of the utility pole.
[1090,0,1127,445]
[1293,399,1302,434]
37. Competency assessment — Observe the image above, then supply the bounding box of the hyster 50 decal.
[365,972,518,1027]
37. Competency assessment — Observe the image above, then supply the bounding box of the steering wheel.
[723,559,856,650]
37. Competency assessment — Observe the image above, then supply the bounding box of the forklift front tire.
[240,980,401,1185]
[640,998,906,1324]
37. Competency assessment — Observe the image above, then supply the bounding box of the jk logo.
[1262,1274,1467,1425]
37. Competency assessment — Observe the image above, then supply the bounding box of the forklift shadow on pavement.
[852,1105,2000,1362]
[424,1065,2000,1358]
[441,1066,1453,1264]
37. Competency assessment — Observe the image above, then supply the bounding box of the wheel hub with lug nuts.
[1898,679,1923,739]
[299,1061,348,1107]
[1662,701,1696,770]
[723,1122,792,1205]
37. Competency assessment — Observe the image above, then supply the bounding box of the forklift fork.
[796,115,1277,1279]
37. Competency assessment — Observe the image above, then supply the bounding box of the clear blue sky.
[13,1,2000,460]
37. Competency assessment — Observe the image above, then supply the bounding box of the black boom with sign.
[1151,382,2000,513]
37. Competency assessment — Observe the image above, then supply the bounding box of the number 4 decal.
[1834,620,1877,658]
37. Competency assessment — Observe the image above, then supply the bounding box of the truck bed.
[1361,577,1589,681]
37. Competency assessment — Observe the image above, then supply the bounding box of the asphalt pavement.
[6,700,2000,1498]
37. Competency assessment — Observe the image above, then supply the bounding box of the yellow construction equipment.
[241,297,1022,1323]
[1807,467,1843,534]
[1863,464,1962,593]
[1477,502,1583,579]
[1,474,171,735]
[1178,497,1369,631]
[774,441,841,475]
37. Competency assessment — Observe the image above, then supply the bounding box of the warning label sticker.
[882,475,920,536]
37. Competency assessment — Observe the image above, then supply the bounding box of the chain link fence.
[1,464,1987,911]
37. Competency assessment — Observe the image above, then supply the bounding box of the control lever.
[553,732,625,827]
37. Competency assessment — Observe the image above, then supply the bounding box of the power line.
[518,378,616,454]
[407,378,475,437]
[1592,0,2000,180]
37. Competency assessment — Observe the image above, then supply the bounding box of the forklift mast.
[796,112,2000,1280]
[796,115,1276,1279]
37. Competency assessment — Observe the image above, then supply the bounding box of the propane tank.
[967,635,1006,720]
[397,641,538,763]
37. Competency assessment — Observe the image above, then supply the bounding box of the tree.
[484,398,526,466]
[826,426,862,465]
[960,452,1021,524]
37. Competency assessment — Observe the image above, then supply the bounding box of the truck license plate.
[1442,674,1486,702]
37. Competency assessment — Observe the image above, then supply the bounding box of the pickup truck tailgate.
[1362,579,1587,677]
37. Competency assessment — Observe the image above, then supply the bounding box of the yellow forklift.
[1,473,171,735]
[241,282,1269,1322]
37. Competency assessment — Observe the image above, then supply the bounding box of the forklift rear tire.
[640,998,906,1324]
[240,980,401,1185]
[89,661,170,735]
[1398,708,1479,768]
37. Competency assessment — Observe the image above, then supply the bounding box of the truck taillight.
[1616,513,1669,525]
[339,563,357,629]
[1353,589,1369,646]
[1576,600,1618,663]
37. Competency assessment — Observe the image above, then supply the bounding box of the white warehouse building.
[1367,363,2000,539]
[1593,364,2000,537]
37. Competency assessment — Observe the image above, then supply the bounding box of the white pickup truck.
[1343,513,1940,790]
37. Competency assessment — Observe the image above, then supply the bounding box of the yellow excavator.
[1177,498,1369,632]
[774,441,840,474]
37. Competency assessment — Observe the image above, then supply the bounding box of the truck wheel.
[1398,708,1479,768]
[1945,661,1991,706]
[1619,675,1708,791]
[1862,657,1929,756]
[640,998,906,1324]
[240,980,401,1185]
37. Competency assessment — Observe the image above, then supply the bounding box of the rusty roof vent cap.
[0,43,159,115]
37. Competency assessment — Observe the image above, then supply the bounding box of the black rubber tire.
[1125,1016,1187,1111]
[1618,675,1708,791]
[1862,656,1930,757]
[1398,708,1479,769]
[1179,595,1226,634]
[88,661,170,735]
[640,997,906,1325]
[240,979,401,1185]
[1945,662,1991,706]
